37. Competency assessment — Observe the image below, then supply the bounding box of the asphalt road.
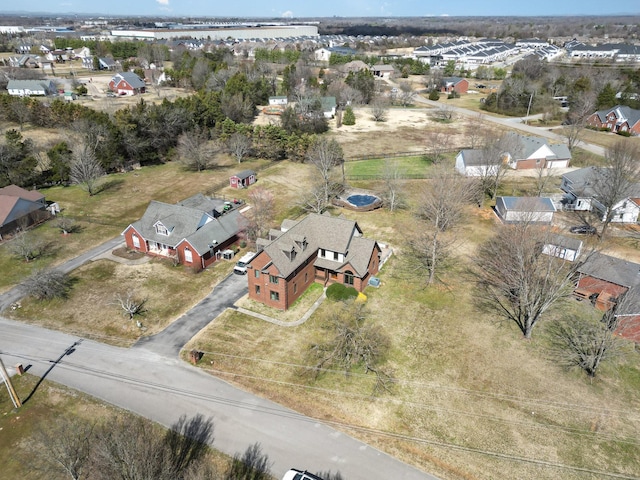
[0,317,436,480]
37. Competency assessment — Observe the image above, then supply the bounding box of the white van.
[233,251,256,275]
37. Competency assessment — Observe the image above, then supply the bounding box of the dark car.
[569,225,597,235]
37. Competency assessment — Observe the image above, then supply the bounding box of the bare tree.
[397,81,416,107]
[305,137,344,204]
[474,223,583,339]
[548,308,627,378]
[379,159,405,212]
[90,416,177,480]
[412,168,478,284]
[29,415,95,480]
[55,215,80,235]
[591,140,640,237]
[299,183,331,214]
[9,230,50,262]
[224,443,272,480]
[307,300,394,393]
[371,98,389,122]
[227,132,253,164]
[561,92,596,151]
[425,130,452,164]
[10,98,30,130]
[245,187,275,241]
[177,128,218,172]
[465,113,491,149]
[430,105,456,123]
[111,290,147,321]
[476,131,520,200]
[22,269,71,300]
[531,163,555,197]
[69,145,105,196]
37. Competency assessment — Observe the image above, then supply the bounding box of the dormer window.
[156,223,169,235]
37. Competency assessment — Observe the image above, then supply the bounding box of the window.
[305,272,308,282]
[132,234,140,249]
[254,269,260,278]
[344,270,354,286]
[255,285,261,295]
[270,291,279,301]
[155,224,168,235]
[294,283,297,293]
[269,275,279,284]
[184,247,193,263]
[333,251,339,261]
[320,248,326,258]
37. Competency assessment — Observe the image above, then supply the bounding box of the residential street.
[0,237,436,479]
[0,316,436,480]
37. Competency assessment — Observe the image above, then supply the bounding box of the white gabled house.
[455,149,502,177]
[495,196,556,224]
[561,167,640,223]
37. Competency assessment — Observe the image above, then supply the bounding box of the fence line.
[345,151,426,162]
[345,173,432,181]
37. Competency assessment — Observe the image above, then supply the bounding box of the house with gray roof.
[455,149,503,177]
[6,79,56,97]
[109,71,146,95]
[495,196,556,224]
[121,194,243,270]
[247,213,381,310]
[587,105,640,136]
[560,167,640,223]
[575,252,640,311]
[504,132,571,170]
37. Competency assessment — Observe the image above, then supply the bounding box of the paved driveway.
[133,272,248,356]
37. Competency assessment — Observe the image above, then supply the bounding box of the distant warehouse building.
[110,24,318,41]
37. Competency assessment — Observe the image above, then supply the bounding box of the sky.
[4,0,638,18]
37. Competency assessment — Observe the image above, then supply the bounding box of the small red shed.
[230,169,257,189]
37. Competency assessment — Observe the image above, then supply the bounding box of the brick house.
[121,194,243,270]
[109,72,146,95]
[440,76,469,94]
[504,132,571,170]
[574,252,640,341]
[247,213,381,310]
[0,185,49,238]
[587,105,640,135]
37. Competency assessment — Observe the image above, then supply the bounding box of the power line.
[10,354,639,480]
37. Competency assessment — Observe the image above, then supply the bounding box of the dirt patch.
[111,246,146,260]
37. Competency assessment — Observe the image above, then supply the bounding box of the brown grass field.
[1,86,640,479]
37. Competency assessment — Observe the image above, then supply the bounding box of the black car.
[569,225,597,235]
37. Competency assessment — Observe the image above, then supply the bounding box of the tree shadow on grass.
[96,178,125,194]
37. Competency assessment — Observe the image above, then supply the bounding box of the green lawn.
[344,155,433,178]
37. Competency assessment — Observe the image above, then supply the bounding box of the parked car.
[233,251,256,275]
[569,225,597,235]
[282,469,325,480]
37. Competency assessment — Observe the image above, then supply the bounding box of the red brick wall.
[248,251,287,309]
[577,276,628,299]
[123,227,148,253]
[514,158,546,169]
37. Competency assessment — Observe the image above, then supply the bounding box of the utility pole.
[0,357,21,408]
[524,91,535,125]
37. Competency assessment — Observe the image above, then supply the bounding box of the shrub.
[326,283,358,301]
[448,90,460,99]
[428,89,440,101]
[617,130,631,137]
[342,106,356,125]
